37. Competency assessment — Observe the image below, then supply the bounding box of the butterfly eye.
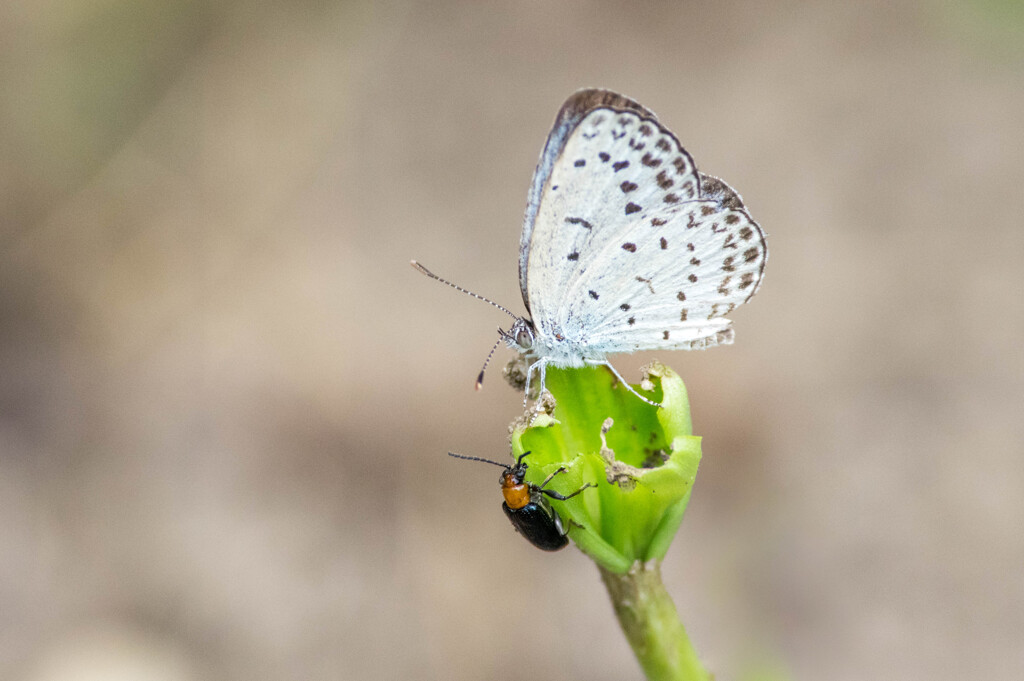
[515,325,533,349]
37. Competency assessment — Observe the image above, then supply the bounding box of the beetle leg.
[538,482,595,501]
[536,466,568,490]
[552,510,566,537]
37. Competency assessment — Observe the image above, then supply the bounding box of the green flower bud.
[509,361,702,574]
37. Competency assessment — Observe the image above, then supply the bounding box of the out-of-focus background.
[2,1,1022,679]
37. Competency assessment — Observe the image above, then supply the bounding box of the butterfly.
[413,88,767,405]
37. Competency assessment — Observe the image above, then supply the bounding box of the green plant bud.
[510,361,702,573]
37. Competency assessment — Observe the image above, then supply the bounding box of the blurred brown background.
[2,1,1022,679]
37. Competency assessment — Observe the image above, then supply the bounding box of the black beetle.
[449,451,595,551]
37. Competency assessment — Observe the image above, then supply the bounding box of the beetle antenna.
[411,260,520,321]
[448,452,509,468]
[475,334,503,390]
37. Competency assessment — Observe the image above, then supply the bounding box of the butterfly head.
[502,317,535,352]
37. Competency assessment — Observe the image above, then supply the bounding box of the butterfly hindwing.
[574,183,765,353]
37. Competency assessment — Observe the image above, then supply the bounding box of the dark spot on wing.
[676,291,686,301]
[641,153,661,167]
[638,124,653,136]
[574,159,586,167]
[687,242,695,251]
[663,330,670,340]
[628,138,646,151]
[567,251,579,261]
[620,304,631,311]
[690,257,701,266]
[722,255,735,272]
[636,276,655,294]
[656,138,671,152]
[589,290,600,299]
[613,160,630,172]
[744,247,759,262]
[622,242,637,252]
[628,316,636,326]
[739,226,754,240]
[625,203,641,215]
[656,170,674,189]
[710,302,736,318]
[620,181,638,193]
[726,214,740,224]
[599,152,610,162]
[664,193,679,204]
[660,237,667,249]
[701,205,715,216]
[688,274,698,283]
[680,309,688,321]
[565,216,593,230]
[739,272,755,289]
[718,276,732,295]
[651,217,667,226]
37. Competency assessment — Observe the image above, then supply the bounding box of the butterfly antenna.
[448,452,509,468]
[475,334,503,390]
[410,260,520,321]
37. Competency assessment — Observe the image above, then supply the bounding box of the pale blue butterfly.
[413,89,767,405]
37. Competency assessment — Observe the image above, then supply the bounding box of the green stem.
[599,563,711,681]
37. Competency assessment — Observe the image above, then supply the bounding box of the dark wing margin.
[519,89,658,310]
[698,173,746,211]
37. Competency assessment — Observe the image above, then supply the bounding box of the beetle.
[448,450,595,551]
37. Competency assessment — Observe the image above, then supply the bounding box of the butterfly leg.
[523,358,540,407]
[537,360,549,400]
[522,358,551,408]
[590,360,662,407]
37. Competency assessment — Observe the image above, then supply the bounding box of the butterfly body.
[502,317,596,368]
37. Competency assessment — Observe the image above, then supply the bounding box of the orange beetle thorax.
[501,472,531,510]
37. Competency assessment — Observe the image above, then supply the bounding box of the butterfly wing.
[569,174,765,353]
[519,89,656,312]
[520,89,766,356]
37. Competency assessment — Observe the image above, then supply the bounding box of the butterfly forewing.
[521,89,765,357]
[519,90,657,312]
[523,96,697,326]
